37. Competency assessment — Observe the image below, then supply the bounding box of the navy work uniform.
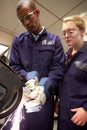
[8,28,65,130]
[58,42,87,130]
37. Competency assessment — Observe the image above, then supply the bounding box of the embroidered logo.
[42,40,54,45]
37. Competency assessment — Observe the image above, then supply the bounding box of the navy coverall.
[8,28,65,130]
[58,42,87,130]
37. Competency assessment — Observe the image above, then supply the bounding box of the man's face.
[17,4,40,34]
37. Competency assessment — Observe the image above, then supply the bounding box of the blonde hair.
[80,13,87,32]
[80,13,87,41]
[63,14,86,31]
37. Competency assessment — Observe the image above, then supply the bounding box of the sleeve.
[48,36,65,86]
[83,103,87,111]
[9,36,27,82]
[42,35,65,96]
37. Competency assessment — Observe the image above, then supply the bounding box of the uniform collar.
[78,41,87,53]
[18,28,47,42]
[25,26,47,36]
[66,42,87,56]
[65,42,87,64]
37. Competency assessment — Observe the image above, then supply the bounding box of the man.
[8,0,65,130]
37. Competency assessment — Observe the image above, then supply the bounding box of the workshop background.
[0,0,87,51]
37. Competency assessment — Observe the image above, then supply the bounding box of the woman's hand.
[71,107,87,126]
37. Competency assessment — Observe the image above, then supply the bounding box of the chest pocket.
[73,61,87,83]
[39,45,55,66]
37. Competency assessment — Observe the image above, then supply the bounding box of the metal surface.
[0,59,22,119]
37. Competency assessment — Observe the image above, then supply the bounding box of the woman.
[58,13,87,130]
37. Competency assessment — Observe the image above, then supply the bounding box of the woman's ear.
[81,28,85,37]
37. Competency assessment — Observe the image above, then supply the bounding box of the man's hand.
[23,75,52,112]
[23,86,46,113]
[35,86,46,105]
[71,107,87,126]
[23,71,39,102]
[25,77,38,91]
[24,86,46,105]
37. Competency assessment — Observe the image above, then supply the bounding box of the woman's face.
[62,21,84,47]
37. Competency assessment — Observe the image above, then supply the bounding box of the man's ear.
[36,9,40,16]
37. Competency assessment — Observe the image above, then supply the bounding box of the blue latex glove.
[38,77,53,98]
[26,71,39,80]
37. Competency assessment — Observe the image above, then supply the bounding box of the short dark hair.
[16,0,36,12]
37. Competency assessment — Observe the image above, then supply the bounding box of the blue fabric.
[26,71,39,80]
[8,28,65,130]
[9,28,65,91]
[58,42,87,130]
[38,77,53,98]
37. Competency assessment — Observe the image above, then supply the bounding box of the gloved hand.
[34,85,46,105]
[23,77,53,113]
[24,85,46,113]
[23,71,39,101]
[33,77,53,105]
[25,71,39,91]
